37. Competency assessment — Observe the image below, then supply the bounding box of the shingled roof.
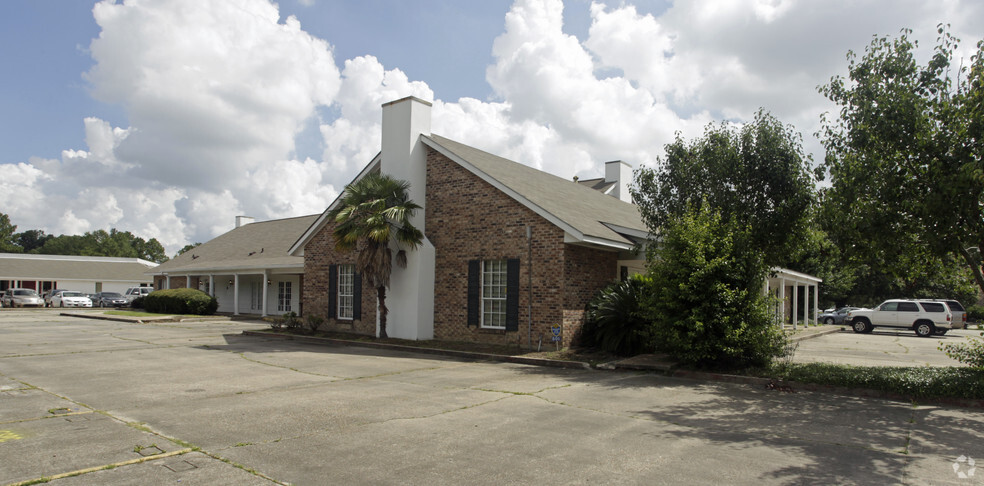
[291,134,648,254]
[0,253,156,281]
[152,214,319,275]
[421,134,648,248]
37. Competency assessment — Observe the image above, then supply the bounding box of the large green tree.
[327,173,424,339]
[0,213,19,252]
[646,201,786,368]
[819,26,984,295]
[631,110,817,267]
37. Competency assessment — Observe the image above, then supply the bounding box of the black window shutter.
[467,260,480,327]
[353,271,362,320]
[328,264,337,319]
[506,258,520,331]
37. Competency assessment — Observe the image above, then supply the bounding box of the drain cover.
[136,445,164,457]
[163,460,198,472]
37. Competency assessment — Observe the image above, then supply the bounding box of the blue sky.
[1,0,981,254]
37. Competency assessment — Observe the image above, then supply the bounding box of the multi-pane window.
[481,260,507,329]
[278,281,292,312]
[337,264,355,319]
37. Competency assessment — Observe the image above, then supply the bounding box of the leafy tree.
[327,173,424,339]
[632,110,817,267]
[818,26,984,295]
[0,213,19,252]
[175,242,202,258]
[647,202,787,369]
[14,229,52,253]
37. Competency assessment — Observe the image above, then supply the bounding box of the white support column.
[804,284,810,327]
[779,278,786,327]
[166,275,171,289]
[233,274,240,316]
[209,275,214,296]
[792,283,799,330]
[813,283,819,326]
[261,270,269,317]
[186,274,192,289]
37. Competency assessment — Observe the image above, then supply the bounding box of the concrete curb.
[788,326,845,342]
[242,329,984,409]
[60,311,232,324]
[242,330,592,370]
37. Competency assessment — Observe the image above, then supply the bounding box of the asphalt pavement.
[1,309,982,485]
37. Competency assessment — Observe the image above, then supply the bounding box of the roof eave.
[288,155,382,256]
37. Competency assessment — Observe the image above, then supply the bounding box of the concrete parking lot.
[1,309,983,485]
[794,327,984,367]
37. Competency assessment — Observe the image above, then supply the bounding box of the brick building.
[290,97,649,348]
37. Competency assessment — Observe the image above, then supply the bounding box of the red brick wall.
[302,223,378,335]
[426,148,617,348]
[562,244,618,347]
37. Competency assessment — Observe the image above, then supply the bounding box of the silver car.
[818,306,859,325]
[3,288,44,308]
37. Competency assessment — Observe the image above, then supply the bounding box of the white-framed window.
[337,264,354,320]
[481,260,507,329]
[278,281,292,312]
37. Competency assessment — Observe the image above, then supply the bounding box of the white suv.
[124,287,154,303]
[846,299,952,337]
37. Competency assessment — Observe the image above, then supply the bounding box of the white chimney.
[381,96,432,233]
[235,216,254,228]
[378,96,436,341]
[605,160,633,203]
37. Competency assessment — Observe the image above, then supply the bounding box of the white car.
[846,299,952,337]
[3,288,45,308]
[50,291,93,308]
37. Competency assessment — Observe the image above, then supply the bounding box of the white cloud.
[3,0,983,255]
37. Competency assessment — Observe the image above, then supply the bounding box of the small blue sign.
[550,323,561,337]
[551,335,561,342]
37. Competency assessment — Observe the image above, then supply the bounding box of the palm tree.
[328,172,424,338]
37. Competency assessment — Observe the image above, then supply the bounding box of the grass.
[747,362,984,401]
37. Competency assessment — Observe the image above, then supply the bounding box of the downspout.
[527,225,533,351]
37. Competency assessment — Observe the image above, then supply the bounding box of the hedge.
[142,288,218,315]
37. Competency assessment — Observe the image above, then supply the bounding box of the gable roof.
[0,253,156,282]
[290,134,650,255]
[153,214,319,275]
[421,134,648,249]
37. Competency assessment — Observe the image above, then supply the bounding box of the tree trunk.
[377,285,388,339]
[959,245,984,298]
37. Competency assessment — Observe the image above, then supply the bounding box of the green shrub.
[966,304,984,322]
[759,362,984,400]
[940,331,984,369]
[648,203,788,369]
[305,314,325,333]
[130,296,145,309]
[581,275,654,356]
[142,288,218,315]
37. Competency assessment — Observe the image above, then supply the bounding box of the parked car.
[43,289,68,307]
[92,292,128,308]
[124,286,154,303]
[50,291,93,308]
[3,288,45,308]
[918,299,967,329]
[818,306,859,325]
[846,299,952,337]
